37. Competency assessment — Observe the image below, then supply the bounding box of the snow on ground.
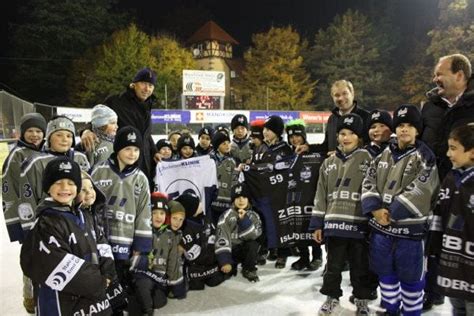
[0,199,451,316]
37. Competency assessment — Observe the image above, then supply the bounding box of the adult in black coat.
[296,80,369,156]
[81,68,159,187]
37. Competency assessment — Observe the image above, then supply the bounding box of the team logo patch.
[468,195,474,213]
[397,107,408,117]
[344,116,354,125]
[300,166,312,180]
[18,203,34,221]
[288,179,297,189]
[127,132,137,142]
[134,182,143,195]
[371,111,380,120]
[59,161,72,173]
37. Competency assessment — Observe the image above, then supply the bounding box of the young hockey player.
[210,131,239,224]
[177,192,225,290]
[2,112,46,313]
[196,126,214,156]
[365,109,393,158]
[133,193,185,315]
[427,124,474,315]
[18,116,90,233]
[215,183,262,282]
[177,134,196,159]
[155,139,174,161]
[262,115,294,268]
[286,119,323,271]
[249,119,267,164]
[309,113,377,315]
[20,157,115,315]
[167,130,182,159]
[361,104,440,316]
[230,114,252,164]
[77,104,118,167]
[90,126,152,294]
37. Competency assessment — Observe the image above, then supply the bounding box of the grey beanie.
[46,116,76,147]
[20,113,47,137]
[91,104,117,129]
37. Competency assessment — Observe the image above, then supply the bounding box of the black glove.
[106,279,128,312]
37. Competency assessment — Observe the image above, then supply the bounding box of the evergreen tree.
[9,0,127,105]
[306,10,393,110]
[237,26,315,110]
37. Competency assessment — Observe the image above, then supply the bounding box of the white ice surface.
[0,199,451,315]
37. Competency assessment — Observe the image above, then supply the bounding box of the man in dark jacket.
[421,53,473,311]
[81,68,159,187]
[296,80,369,156]
[422,53,474,180]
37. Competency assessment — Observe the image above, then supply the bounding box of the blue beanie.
[133,67,157,85]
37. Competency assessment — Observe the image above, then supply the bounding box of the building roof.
[187,20,239,45]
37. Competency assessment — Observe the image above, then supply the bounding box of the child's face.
[233,126,248,140]
[79,178,96,207]
[337,128,359,153]
[159,146,172,159]
[169,134,181,150]
[152,209,167,228]
[48,179,77,205]
[250,136,262,148]
[369,123,391,144]
[234,196,249,210]
[170,212,185,231]
[199,134,211,149]
[49,130,74,153]
[180,146,194,159]
[263,127,277,143]
[103,120,118,136]
[289,135,304,147]
[24,127,44,147]
[117,146,140,166]
[447,138,474,169]
[396,123,418,148]
[218,140,231,154]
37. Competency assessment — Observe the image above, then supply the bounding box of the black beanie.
[156,139,173,152]
[392,104,423,134]
[286,123,307,143]
[132,67,157,85]
[198,126,214,138]
[151,192,169,212]
[20,113,47,137]
[231,114,249,131]
[42,156,82,195]
[176,192,200,218]
[250,119,265,140]
[212,131,230,150]
[264,115,285,137]
[368,110,393,131]
[114,126,143,153]
[177,135,195,153]
[337,113,364,138]
[231,183,250,201]
[215,124,230,137]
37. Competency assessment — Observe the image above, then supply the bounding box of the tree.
[427,0,474,61]
[305,9,399,110]
[9,0,127,105]
[237,26,315,110]
[149,34,197,108]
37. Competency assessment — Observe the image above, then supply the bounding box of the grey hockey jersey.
[90,155,152,260]
[230,137,252,164]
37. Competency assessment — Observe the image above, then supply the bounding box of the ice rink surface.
[0,200,451,316]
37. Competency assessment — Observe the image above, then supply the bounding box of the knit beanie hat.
[198,126,214,138]
[212,131,230,150]
[231,114,249,131]
[132,67,157,85]
[151,192,169,212]
[392,104,423,134]
[368,110,392,131]
[250,119,265,140]
[156,139,173,152]
[231,183,250,201]
[42,156,82,195]
[91,104,118,129]
[20,113,47,137]
[168,200,186,216]
[285,119,307,142]
[215,124,230,138]
[264,115,285,137]
[113,126,143,153]
[176,192,200,218]
[177,135,195,153]
[46,116,76,147]
[336,113,364,138]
